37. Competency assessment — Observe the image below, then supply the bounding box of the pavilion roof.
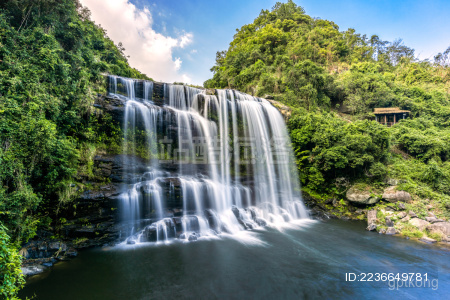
[374,107,410,115]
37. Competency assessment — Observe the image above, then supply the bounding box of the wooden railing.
[377,121,396,127]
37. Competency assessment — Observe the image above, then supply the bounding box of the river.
[20,220,449,299]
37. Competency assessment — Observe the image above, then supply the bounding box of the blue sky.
[80,0,450,85]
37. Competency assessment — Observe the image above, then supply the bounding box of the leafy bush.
[0,224,24,300]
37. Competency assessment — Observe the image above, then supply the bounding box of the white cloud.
[179,33,193,48]
[80,0,193,83]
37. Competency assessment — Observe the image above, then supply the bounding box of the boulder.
[397,202,406,210]
[427,212,437,218]
[346,186,379,205]
[385,217,394,227]
[409,218,430,231]
[188,233,198,242]
[204,209,222,233]
[366,224,377,231]
[426,222,450,236]
[385,227,396,235]
[367,210,377,226]
[397,212,407,219]
[401,215,410,222]
[431,219,444,224]
[409,211,418,218]
[382,186,412,203]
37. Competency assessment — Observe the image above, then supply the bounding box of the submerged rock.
[419,237,437,244]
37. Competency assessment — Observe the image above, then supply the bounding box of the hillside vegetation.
[205,1,450,223]
[0,0,150,297]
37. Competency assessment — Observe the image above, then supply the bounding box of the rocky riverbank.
[303,181,450,246]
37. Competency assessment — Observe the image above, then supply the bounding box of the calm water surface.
[20,220,449,299]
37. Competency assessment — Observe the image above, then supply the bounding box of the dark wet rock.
[231,206,254,230]
[140,225,158,243]
[255,218,267,226]
[172,208,183,217]
[42,262,54,267]
[366,224,377,231]
[188,233,198,242]
[140,219,177,242]
[66,248,78,257]
[182,215,200,233]
[382,186,412,203]
[204,209,221,233]
[126,237,136,245]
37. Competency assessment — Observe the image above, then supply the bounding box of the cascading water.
[108,75,308,244]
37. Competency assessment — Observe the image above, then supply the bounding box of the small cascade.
[108,75,308,244]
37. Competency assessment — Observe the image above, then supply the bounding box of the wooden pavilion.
[374,107,410,126]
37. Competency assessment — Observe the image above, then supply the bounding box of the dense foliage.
[0,225,24,300]
[206,1,450,213]
[0,1,150,296]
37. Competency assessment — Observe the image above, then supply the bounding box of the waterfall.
[108,75,308,244]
